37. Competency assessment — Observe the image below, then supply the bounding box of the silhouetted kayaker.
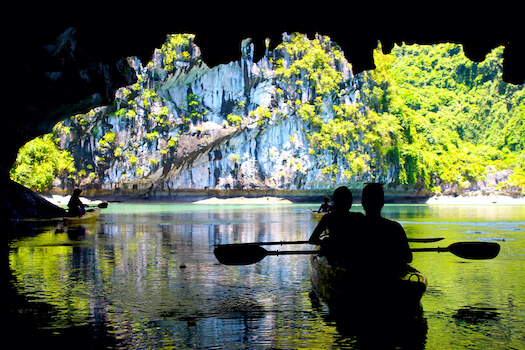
[317,196,332,213]
[361,183,412,277]
[309,186,364,266]
[67,188,86,217]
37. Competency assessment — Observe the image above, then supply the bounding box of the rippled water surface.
[7,203,525,349]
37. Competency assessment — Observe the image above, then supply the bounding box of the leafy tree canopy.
[363,43,525,192]
[10,133,75,191]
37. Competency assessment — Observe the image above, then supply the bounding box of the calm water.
[6,203,525,349]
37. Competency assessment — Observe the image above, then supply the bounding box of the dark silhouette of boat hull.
[310,255,428,348]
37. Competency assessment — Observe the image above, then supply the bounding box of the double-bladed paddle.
[86,202,108,209]
[214,241,500,265]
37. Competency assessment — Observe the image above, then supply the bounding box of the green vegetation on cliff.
[274,35,524,193]
[363,44,525,193]
[275,34,344,95]
[10,133,75,191]
[274,34,400,182]
[9,34,525,195]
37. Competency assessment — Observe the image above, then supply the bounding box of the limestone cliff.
[53,34,402,195]
[4,13,524,218]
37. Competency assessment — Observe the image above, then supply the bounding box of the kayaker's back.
[359,216,413,278]
[356,183,413,279]
[319,211,365,267]
[321,214,412,280]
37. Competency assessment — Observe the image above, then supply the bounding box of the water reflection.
[8,205,343,349]
[6,204,525,349]
[319,295,428,349]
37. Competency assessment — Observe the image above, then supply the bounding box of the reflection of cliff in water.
[7,205,336,348]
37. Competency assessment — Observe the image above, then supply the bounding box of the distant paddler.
[67,188,86,217]
[317,196,332,213]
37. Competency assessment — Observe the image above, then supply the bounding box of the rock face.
[438,168,521,197]
[1,27,136,218]
[2,180,66,220]
[54,34,399,195]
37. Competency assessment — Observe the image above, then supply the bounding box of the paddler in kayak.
[309,186,364,266]
[67,188,86,217]
[361,183,412,277]
[317,196,332,213]
[308,184,412,277]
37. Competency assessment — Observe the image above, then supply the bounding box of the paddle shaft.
[409,238,444,243]
[266,250,319,256]
[250,247,455,256]
[411,247,449,253]
[233,240,311,246]
[214,241,500,265]
[219,237,443,247]
[236,247,456,254]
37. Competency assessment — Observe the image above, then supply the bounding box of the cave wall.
[0,27,136,177]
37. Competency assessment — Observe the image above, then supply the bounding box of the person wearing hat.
[67,188,86,217]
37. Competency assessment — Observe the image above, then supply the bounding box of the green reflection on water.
[7,203,525,349]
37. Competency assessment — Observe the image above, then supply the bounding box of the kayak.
[311,211,327,221]
[310,254,429,348]
[310,254,427,315]
[64,208,101,225]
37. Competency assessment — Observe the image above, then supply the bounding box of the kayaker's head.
[73,188,82,197]
[332,186,352,212]
[362,183,384,217]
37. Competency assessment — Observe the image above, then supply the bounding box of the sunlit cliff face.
[35,35,523,201]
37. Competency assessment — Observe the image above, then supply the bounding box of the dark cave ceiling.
[8,4,525,83]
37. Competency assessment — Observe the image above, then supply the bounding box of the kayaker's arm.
[396,222,413,264]
[405,241,413,264]
[309,215,328,245]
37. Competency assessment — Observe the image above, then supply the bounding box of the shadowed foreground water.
[6,203,525,349]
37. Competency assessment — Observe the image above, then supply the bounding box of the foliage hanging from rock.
[11,33,525,196]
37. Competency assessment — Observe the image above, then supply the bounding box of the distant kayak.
[311,211,327,220]
[294,209,328,221]
[64,208,101,225]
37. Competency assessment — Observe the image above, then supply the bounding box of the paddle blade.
[448,242,501,260]
[214,245,268,265]
[98,202,109,209]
